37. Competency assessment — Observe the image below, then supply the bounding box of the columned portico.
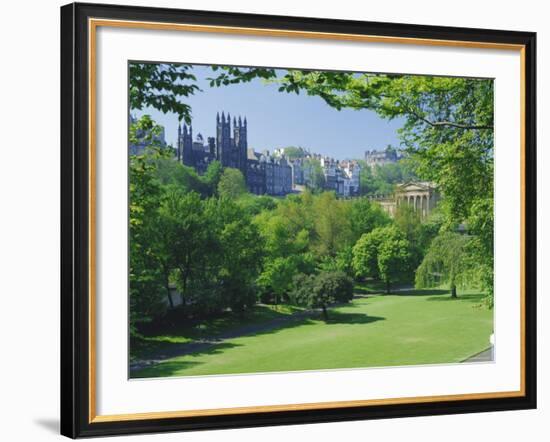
[394,182,439,219]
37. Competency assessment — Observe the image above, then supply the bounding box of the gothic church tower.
[215,111,247,176]
[177,122,193,167]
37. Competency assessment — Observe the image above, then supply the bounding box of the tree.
[312,192,352,257]
[303,158,326,192]
[357,162,376,195]
[202,160,223,196]
[352,228,387,280]
[289,273,315,306]
[357,160,418,197]
[376,230,412,294]
[415,231,472,298]
[129,63,200,123]
[128,118,171,334]
[207,68,494,299]
[281,146,307,159]
[290,271,353,320]
[217,168,247,199]
[157,190,218,307]
[318,246,355,277]
[154,157,207,196]
[211,197,264,314]
[257,256,301,305]
[204,68,493,218]
[254,195,313,259]
[352,226,412,293]
[466,198,494,305]
[394,204,422,241]
[393,204,428,269]
[129,114,165,146]
[349,198,390,242]
[237,194,277,216]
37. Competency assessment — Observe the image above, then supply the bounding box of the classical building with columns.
[395,182,440,218]
[372,182,440,218]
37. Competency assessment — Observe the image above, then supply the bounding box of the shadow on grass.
[131,338,186,362]
[426,293,486,303]
[324,312,385,325]
[132,304,307,361]
[131,342,242,378]
[390,289,449,297]
[131,313,317,369]
[131,306,387,378]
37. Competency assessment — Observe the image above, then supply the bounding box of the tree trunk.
[386,279,391,294]
[451,284,457,298]
[166,283,174,309]
[180,270,188,306]
[321,305,328,321]
[162,267,174,309]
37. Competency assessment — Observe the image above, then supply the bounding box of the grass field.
[131,289,493,378]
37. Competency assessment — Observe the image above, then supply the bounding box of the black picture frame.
[60,2,537,438]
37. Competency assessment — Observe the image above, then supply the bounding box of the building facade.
[260,152,292,195]
[364,147,399,168]
[177,124,216,175]
[177,112,293,196]
[341,160,361,197]
[394,182,440,219]
[319,157,361,197]
[132,111,366,199]
[129,114,167,155]
[372,182,440,218]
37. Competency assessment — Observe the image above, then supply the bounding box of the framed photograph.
[60,2,536,438]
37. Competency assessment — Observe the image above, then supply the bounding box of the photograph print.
[128,62,495,379]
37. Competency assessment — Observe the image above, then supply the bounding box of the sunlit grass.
[132,289,493,378]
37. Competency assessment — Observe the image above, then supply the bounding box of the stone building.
[178,112,247,175]
[395,182,440,218]
[364,146,399,168]
[340,160,361,197]
[290,158,306,186]
[320,156,339,193]
[246,149,265,195]
[177,124,216,175]
[129,114,167,155]
[259,151,292,196]
[319,157,361,197]
[373,181,440,218]
[177,112,292,196]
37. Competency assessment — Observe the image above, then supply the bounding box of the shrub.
[290,271,354,320]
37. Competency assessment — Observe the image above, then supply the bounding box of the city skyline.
[131,64,404,160]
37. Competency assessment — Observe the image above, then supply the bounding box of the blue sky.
[132,65,404,160]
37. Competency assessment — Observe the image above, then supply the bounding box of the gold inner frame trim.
[88,17,527,424]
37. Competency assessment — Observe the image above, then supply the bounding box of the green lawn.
[132,289,493,378]
[131,303,304,361]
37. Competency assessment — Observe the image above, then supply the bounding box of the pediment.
[395,182,435,192]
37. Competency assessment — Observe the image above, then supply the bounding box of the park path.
[130,307,320,372]
[462,347,493,363]
[130,287,414,373]
[131,287,484,373]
